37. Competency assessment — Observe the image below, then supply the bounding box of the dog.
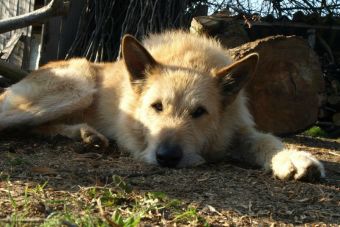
[0,30,324,181]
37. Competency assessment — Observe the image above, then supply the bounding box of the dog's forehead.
[146,68,219,106]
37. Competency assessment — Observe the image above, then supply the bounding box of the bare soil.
[0,131,339,226]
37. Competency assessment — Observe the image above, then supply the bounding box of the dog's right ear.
[122,35,158,81]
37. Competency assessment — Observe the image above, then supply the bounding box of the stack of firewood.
[321,62,340,129]
[191,13,340,136]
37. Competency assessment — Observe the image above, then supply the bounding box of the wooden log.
[191,15,340,32]
[0,0,68,34]
[229,36,325,135]
[191,16,249,48]
[0,60,28,83]
[190,16,224,35]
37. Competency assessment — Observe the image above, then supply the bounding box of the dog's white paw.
[271,149,325,181]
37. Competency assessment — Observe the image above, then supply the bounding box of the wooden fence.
[0,0,35,69]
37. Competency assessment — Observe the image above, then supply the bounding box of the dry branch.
[0,0,68,34]
[66,0,195,62]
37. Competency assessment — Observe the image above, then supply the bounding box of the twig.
[66,0,194,62]
[327,150,340,157]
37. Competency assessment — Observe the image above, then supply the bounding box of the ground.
[0,131,339,226]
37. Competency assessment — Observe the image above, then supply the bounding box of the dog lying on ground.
[0,30,324,181]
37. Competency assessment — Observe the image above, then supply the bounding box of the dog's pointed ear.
[122,34,157,81]
[215,53,259,97]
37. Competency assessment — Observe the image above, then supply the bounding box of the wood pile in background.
[191,14,340,136]
[230,36,324,135]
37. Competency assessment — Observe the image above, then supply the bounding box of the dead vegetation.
[0,131,339,226]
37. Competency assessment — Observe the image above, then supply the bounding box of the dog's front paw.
[271,149,325,181]
[80,128,109,148]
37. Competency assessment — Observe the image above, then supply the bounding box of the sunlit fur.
[0,31,324,180]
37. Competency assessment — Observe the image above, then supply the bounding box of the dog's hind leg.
[236,127,325,181]
[34,123,109,148]
[0,59,97,131]
[0,91,94,131]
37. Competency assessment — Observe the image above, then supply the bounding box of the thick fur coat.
[0,31,324,181]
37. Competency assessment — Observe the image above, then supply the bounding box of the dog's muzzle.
[156,141,183,167]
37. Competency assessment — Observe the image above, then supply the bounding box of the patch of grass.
[174,206,210,226]
[1,175,209,226]
[41,212,107,227]
[31,181,48,194]
[174,206,198,221]
[303,126,328,138]
[6,154,29,166]
[111,210,142,227]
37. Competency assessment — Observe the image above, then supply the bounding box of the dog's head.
[122,34,258,168]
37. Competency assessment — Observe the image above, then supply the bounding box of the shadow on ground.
[0,132,339,225]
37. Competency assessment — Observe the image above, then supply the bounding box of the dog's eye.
[191,106,207,118]
[151,102,163,112]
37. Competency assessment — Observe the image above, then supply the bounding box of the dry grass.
[0,132,339,226]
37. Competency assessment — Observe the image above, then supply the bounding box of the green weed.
[304,126,328,137]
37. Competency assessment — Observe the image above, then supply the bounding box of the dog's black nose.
[156,142,183,167]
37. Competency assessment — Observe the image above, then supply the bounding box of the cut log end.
[233,36,324,135]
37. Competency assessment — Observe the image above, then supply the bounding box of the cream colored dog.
[0,30,324,181]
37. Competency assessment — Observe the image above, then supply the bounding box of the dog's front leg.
[34,123,109,148]
[236,127,325,181]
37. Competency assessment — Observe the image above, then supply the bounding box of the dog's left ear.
[215,53,259,97]
[122,35,158,81]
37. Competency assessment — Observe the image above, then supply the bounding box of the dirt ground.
[0,131,339,226]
